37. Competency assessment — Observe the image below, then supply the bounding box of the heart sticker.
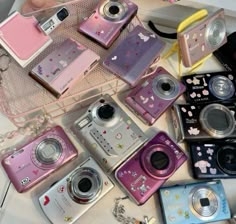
[33,170,39,175]
[43,196,50,206]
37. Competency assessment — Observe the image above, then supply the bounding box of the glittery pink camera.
[1,126,78,193]
[78,0,138,48]
[115,131,187,205]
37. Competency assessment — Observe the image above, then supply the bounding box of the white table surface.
[0,1,236,224]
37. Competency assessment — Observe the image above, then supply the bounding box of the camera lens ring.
[56,7,69,21]
[199,104,235,139]
[140,144,176,179]
[205,17,226,49]
[67,167,102,204]
[100,0,128,21]
[97,104,115,121]
[189,186,219,221]
[217,145,236,175]
[209,75,235,100]
[152,73,180,100]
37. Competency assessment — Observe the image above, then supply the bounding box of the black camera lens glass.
[161,82,171,92]
[218,146,236,174]
[207,109,230,131]
[57,8,69,21]
[109,5,120,15]
[200,198,210,207]
[78,178,92,193]
[97,104,115,120]
[150,151,169,170]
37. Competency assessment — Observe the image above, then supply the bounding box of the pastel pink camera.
[178,9,227,67]
[1,126,78,193]
[78,0,138,48]
[125,67,186,125]
[115,131,187,205]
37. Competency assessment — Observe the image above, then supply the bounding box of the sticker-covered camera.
[171,102,236,142]
[115,131,187,205]
[178,9,227,67]
[125,67,186,125]
[182,71,236,104]
[190,139,236,179]
[1,126,78,193]
[39,157,114,224]
[72,94,147,173]
[159,181,231,224]
[78,0,138,48]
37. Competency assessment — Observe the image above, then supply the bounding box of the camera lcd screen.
[200,198,210,207]
[206,109,229,131]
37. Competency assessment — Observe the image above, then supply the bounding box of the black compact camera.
[171,102,236,142]
[189,139,236,179]
[182,71,236,104]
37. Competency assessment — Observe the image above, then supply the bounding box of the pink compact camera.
[115,131,187,205]
[125,67,186,125]
[178,9,227,67]
[1,126,78,193]
[30,38,100,98]
[78,0,138,48]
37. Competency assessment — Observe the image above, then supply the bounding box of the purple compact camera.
[115,131,187,205]
[125,67,186,125]
[78,0,138,48]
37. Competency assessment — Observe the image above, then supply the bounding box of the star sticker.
[117,144,124,149]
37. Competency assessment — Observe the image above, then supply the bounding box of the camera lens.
[109,5,120,15]
[78,178,92,193]
[57,8,69,21]
[150,151,169,170]
[161,82,171,92]
[97,104,115,120]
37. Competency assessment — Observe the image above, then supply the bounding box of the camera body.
[37,7,69,35]
[190,139,236,179]
[125,67,186,125]
[72,94,147,173]
[115,131,187,205]
[1,126,78,193]
[39,156,114,224]
[30,38,100,98]
[159,180,231,224]
[103,26,165,86]
[171,102,236,142]
[78,0,138,48]
[182,71,236,104]
[178,9,227,67]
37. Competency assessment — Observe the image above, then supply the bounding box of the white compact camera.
[72,94,147,173]
[39,157,114,224]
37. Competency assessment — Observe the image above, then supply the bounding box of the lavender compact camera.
[39,157,114,224]
[182,71,236,104]
[78,0,138,48]
[115,131,187,205]
[178,9,227,67]
[190,139,236,179]
[171,102,236,142]
[159,180,231,224]
[72,94,147,173]
[125,67,186,125]
[1,126,78,193]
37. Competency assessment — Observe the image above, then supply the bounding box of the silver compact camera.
[72,94,147,173]
[39,157,114,224]
[38,7,69,35]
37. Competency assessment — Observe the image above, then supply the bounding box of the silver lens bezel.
[189,186,219,221]
[152,74,180,100]
[199,104,235,139]
[67,167,102,204]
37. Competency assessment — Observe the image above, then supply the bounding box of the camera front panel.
[39,157,114,224]
[182,71,236,104]
[78,0,138,48]
[125,67,186,125]
[190,140,236,179]
[73,94,147,173]
[159,181,231,224]
[1,126,78,192]
[115,131,187,205]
